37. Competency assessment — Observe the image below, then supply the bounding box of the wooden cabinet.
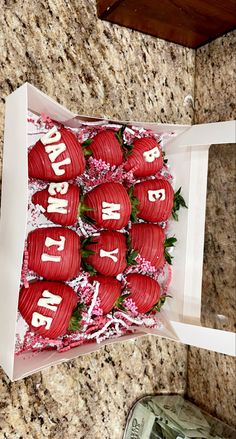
[97,0,236,48]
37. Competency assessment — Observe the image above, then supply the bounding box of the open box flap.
[13,309,178,381]
[0,82,235,381]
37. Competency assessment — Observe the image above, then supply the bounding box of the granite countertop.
[0,0,235,437]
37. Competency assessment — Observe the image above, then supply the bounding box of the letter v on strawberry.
[124,137,163,177]
[18,281,82,338]
[27,227,81,281]
[83,129,124,166]
[129,179,187,222]
[28,126,85,181]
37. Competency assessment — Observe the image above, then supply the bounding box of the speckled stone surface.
[0,1,194,438]
[194,30,236,124]
[0,338,187,438]
[187,31,236,427]
[0,0,194,177]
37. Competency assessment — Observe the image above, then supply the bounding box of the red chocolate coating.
[19,281,78,338]
[130,223,165,268]
[85,231,127,276]
[133,178,174,222]
[27,227,81,281]
[89,130,124,166]
[84,182,132,230]
[90,275,121,314]
[28,127,85,181]
[126,273,161,314]
[32,184,80,226]
[124,137,163,177]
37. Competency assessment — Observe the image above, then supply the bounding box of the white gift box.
[0,83,235,381]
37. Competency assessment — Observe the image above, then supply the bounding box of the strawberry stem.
[172,187,187,221]
[128,186,140,222]
[151,295,171,312]
[68,303,85,331]
[126,234,138,266]
[164,236,177,265]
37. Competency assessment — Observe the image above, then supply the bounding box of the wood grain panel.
[97,0,236,48]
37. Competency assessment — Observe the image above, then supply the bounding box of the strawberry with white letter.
[28,126,85,181]
[27,227,81,281]
[82,231,127,276]
[18,281,80,338]
[130,179,187,222]
[124,137,163,177]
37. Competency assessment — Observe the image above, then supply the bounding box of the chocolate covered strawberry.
[83,129,124,166]
[125,274,161,314]
[84,182,132,230]
[130,224,177,267]
[28,126,85,181]
[18,281,79,338]
[130,179,186,222]
[82,231,127,276]
[27,227,81,281]
[90,275,121,314]
[124,137,163,177]
[32,182,80,226]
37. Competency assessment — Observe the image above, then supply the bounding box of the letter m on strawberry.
[102,202,121,220]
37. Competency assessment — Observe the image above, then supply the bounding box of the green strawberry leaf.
[82,138,93,147]
[115,126,126,145]
[68,303,85,331]
[164,237,177,248]
[172,187,187,221]
[150,295,172,313]
[128,186,140,222]
[126,233,138,265]
[82,260,97,275]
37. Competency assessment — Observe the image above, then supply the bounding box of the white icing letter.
[31,312,53,330]
[148,189,166,202]
[47,197,68,214]
[41,126,61,145]
[143,146,160,163]
[41,254,61,262]
[52,158,71,176]
[100,248,119,263]
[45,143,66,163]
[45,235,66,251]
[48,182,69,196]
[37,289,62,311]
[102,202,121,220]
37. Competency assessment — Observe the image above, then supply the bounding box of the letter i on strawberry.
[32,181,132,229]
[18,281,83,338]
[129,223,177,267]
[27,227,81,281]
[82,129,124,166]
[124,137,163,177]
[129,179,187,222]
[28,126,85,181]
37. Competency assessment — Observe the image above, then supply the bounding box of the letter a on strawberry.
[28,126,85,181]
